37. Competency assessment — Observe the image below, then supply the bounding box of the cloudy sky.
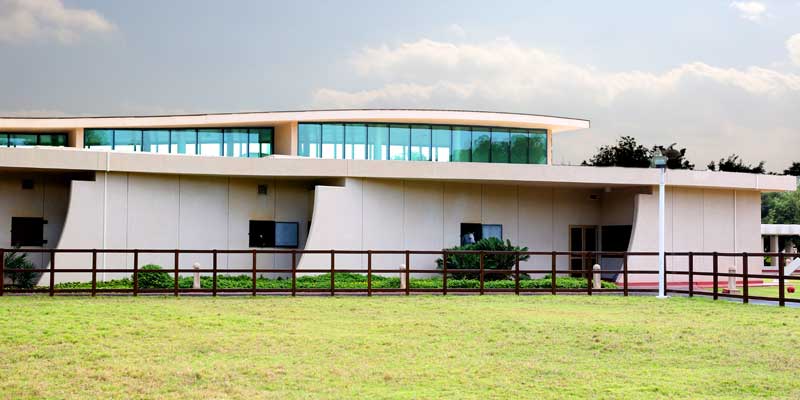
[1,0,799,171]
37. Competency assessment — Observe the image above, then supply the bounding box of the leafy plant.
[435,237,530,280]
[137,264,173,289]
[707,154,766,174]
[3,249,42,289]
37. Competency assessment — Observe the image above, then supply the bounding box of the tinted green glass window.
[143,130,170,153]
[490,128,510,163]
[451,127,471,162]
[170,130,197,155]
[471,128,490,163]
[509,129,528,164]
[255,128,273,157]
[410,125,431,161]
[0,134,7,147]
[224,129,249,158]
[529,130,547,164]
[113,130,142,152]
[367,124,389,160]
[198,129,223,156]
[37,134,67,147]
[9,134,36,147]
[321,124,344,159]
[84,129,113,150]
[389,125,410,161]
[432,126,451,162]
[345,124,367,160]
[298,123,321,158]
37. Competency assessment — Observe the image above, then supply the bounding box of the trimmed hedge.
[53,272,616,290]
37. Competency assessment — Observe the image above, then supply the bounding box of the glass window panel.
[321,124,344,159]
[113,130,142,152]
[275,222,299,248]
[198,129,223,157]
[410,125,431,161]
[529,130,548,164]
[297,123,321,158]
[451,127,471,162]
[0,134,7,147]
[247,132,261,158]
[37,134,67,147]
[389,125,410,161]
[9,134,37,147]
[367,124,389,161]
[432,126,451,162]
[256,128,273,157]
[482,224,503,240]
[490,128,510,163]
[84,129,113,150]
[344,124,367,160]
[471,128,490,163]
[224,129,249,158]
[170,129,197,155]
[142,130,170,154]
[509,129,528,164]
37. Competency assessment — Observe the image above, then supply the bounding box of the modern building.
[0,109,796,283]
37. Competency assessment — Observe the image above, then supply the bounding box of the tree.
[707,154,766,174]
[435,238,530,280]
[784,162,800,176]
[762,188,800,225]
[582,136,694,169]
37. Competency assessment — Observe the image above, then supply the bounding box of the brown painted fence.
[0,249,798,306]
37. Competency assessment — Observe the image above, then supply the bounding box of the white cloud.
[730,1,767,22]
[445,23,466,38]
[312,38,800,169]
[0,0,114,44]
[789,33,800,66]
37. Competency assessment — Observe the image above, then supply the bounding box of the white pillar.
[657,167,667,298]
[593,264,602,289]
[399,264,407,290]
[770,235,780,267]
[192,262,201,289]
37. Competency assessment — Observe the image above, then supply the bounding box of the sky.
[1,0,799,171]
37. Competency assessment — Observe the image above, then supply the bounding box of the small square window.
[11,217,46,246]
[257,184,268,195]
[21,179,34,190]
[249,220,275,248]
[275,222,299,248]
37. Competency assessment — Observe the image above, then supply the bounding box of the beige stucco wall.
[51,173,313,282]
[299,178,633,275]
[0,173,69,269]
[627,187,763,282]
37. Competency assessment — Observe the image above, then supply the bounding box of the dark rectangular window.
[460,223,503,245]
[275,222,299,248]
[11,217,46,246]
[249,220,275,248]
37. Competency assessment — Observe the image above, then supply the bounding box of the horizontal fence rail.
[0,249,798,305]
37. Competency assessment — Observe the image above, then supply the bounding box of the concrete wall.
[627,187,763,282]
[0,173,70,269]
[53,173,314,282]
[299,178,632,274]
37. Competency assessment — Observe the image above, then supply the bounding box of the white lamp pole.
[653,154,668,299]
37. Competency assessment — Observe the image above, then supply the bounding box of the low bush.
[435,238,531,280]
[3,249,42,289]
[138,264,173,289]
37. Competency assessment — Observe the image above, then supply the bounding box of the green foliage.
[707,154,766,174]
[582,136,694,170]
[3,249,42,289]
[762,184,800,225]
[137,264,173,289]
[435,237,530,280]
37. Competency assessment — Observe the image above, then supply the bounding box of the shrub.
[435,238,530,280]
[3,249,42,289]
[137,264,173,289]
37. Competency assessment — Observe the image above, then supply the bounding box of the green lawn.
[0,296,798,399]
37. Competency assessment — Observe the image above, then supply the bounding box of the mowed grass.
[1,296,799,400]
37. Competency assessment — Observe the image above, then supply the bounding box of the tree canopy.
[784,162,800,176]
[762,186,800,225]
[707,154,766,174]
[582,136,694,169]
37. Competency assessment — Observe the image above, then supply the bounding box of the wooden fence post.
[91,250,97,297]
[212,250,218,297]
[778,253,785,307]
[442,252,448,296]
[687,252,693,298]
[479,251,485,295]
[742,252,749,304]
[623,253,629,297]
[0,249,4,297]
[514,252,520,296]
[133,250,139,296]
[551,251,557,295]
[330,250,335,297]
[291,250,296,297]
[405,250,411,296]
[173,250,179,297]
[49,251,55,297]
[367,250,372,297]
[712,252,718,300]
[251,249,257,297]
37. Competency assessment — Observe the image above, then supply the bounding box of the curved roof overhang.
[0,109,590,133]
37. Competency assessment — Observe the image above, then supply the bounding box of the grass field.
[1,296,799,399]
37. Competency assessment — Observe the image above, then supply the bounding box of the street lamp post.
[652,154,668,299]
